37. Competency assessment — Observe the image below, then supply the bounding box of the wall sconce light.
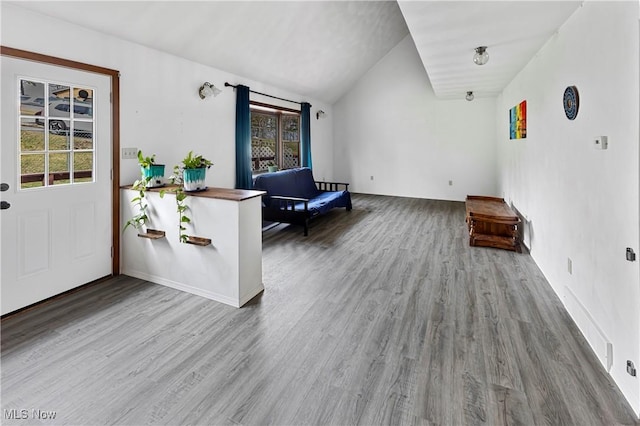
[473,46,489,65]
[465,91,474,101]
[199,82,222,99]
[316,110,326,120]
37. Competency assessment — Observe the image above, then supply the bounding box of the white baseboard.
[123,269,264,308]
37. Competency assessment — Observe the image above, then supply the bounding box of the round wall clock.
[563,86,579,120]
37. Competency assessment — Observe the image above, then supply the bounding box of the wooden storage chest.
[465,195,521,252]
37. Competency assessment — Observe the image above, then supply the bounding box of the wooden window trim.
[250,102,300,172]
[251,100,300,114]
[1,46,121,276]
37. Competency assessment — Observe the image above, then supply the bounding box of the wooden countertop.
[121,185,265,201]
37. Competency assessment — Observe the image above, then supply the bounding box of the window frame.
[17,77,96,190]
[250,101,300,174]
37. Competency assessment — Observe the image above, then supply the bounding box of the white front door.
[1,56,112,315]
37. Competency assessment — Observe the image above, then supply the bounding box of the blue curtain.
[300,102,312,169]
[235,85,252,189]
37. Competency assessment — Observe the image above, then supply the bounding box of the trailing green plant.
[160,166,188,243]
[123,177,150,232]
[160,186,190,243]
[123,150,156,232]
[173,187,190,243]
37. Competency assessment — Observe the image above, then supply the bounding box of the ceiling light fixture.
[465,91,474,101]
[199,82,222,99]
[473,46,489,66]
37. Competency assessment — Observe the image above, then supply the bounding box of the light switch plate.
[122,147,138,159]
[594,136,608,150]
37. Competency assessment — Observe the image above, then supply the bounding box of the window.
[19,79,95,189]
[250,102,300,173]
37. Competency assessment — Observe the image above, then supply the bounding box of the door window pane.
[49,84,70,117]
[49,122,71,150]
[73,152,93,183]
[20,80,45,116]
[48,118,70,137]
[49,152,70,185]
[73,87,93,118]
[20,118,45,151]
[20,153,45,189]
[73,122,93,149]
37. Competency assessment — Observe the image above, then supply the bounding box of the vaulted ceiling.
[398,1,581,100]
[8,1,581,104]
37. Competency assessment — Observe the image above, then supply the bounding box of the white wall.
[497,1,640,414]
[333,35,497,201]
[0,3,334,188]
[5,0,639,414]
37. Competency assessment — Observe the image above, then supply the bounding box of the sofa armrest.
[269,195,310,212]
[315,181,350,192]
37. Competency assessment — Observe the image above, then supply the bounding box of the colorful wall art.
[509,100,527,139]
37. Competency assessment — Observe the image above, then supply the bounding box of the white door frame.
[1,46,121,279]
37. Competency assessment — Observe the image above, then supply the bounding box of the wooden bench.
[465,195,521,252]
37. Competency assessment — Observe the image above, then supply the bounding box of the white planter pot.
[183,168,207,191]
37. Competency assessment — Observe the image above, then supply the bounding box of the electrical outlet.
[626,248,636,262]
[122,147,138,159]
[627,360,636,377]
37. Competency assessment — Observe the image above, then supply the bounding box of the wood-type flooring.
[2,194,638,425]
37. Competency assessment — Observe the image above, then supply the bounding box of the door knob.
[0,183,8,192]
[1,201,10,210]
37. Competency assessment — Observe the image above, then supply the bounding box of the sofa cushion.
[254,167,320,200]
[293,190,351,216]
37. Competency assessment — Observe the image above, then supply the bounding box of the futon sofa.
[253,167,352,236]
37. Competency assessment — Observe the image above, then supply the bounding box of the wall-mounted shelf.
[185,236,211,246]
[138,229,166,240]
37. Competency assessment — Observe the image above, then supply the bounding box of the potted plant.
[267,161,278,173]
[138,150,165,188]
[159,151,212,243]
[178,150,212,192]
